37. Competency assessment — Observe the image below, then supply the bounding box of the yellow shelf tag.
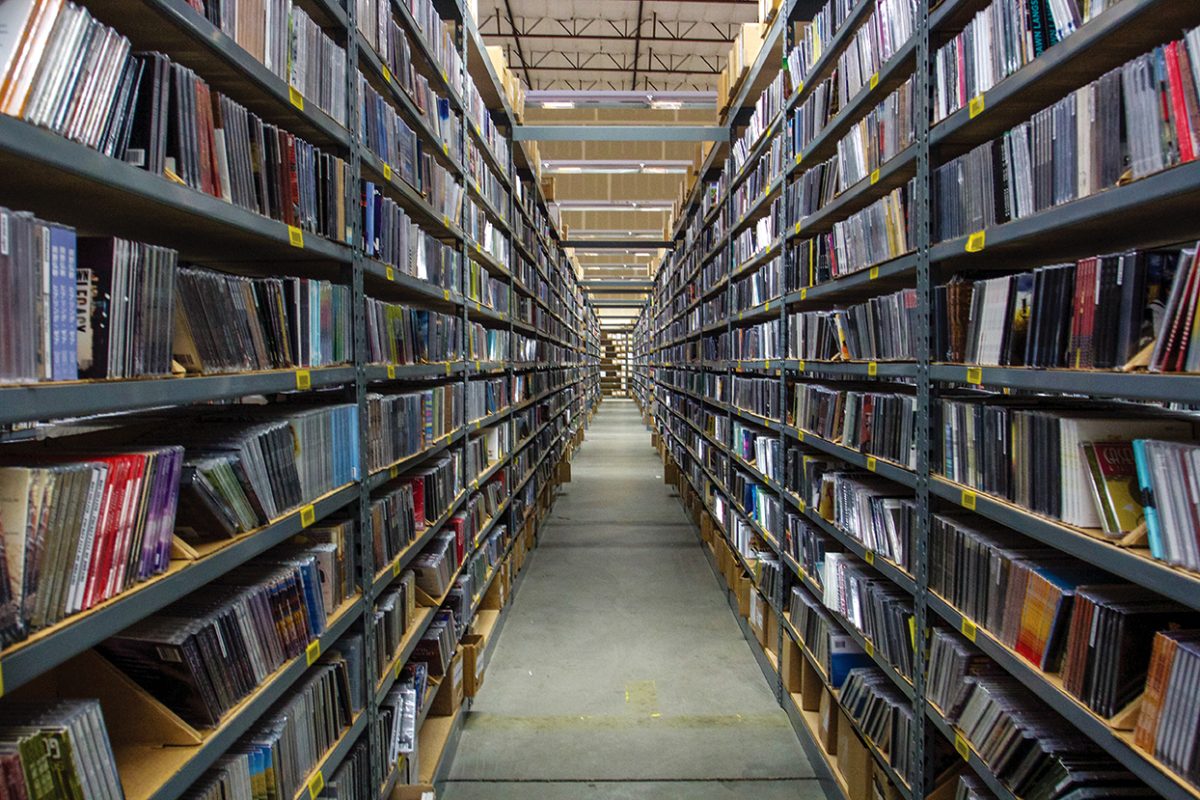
[795,152,803,166]
[386,364,396,379]
[864,549,875,565]
[386,266,395,281]
[799,498,807,512]
[443,289,451,300]
[966,231,986,252]
[382,65,393,84]
[962,489,977,510]
[870,266,880,280]
[392,559,401,577]
[798,360,806,371]
[909,617,916,650]
[867,361,878,377]
[300,504,316,528]
[969,93,985,119]
[295,369,311,390]
[961,616,978,642]
[308,771,324,799]
[475,360,481,370]
[390,465,399,479]
[866,457,877,472]
[288,225,304,248]
[443,215,450,228]
[870,168,880,185]
[383,163,392,181]
[966,366,983,385]
[442,69,449,83]
[800,288,808,301]
[395,660,403,679]
[305,639,321,665]
[764,360,771,369]
[869,72,879,90]
[442,142,449,155]
[445,362,452,375]
[797,430,805,442]
[288,86,304,110]
[794,221,802,235]
[864,639,874,658]
[764,301,770,312]
[955,732,971,761]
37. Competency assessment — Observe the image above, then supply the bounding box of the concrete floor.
[441,400,823,799]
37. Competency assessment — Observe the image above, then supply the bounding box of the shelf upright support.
[913,0,934,795]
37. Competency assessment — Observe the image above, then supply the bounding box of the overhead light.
[650,100,683,110]
[557,166,583,173]
[541,101,576,109]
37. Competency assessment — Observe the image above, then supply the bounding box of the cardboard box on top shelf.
[485,46,508,82]
[836,710,871,800]
[817,688,838,753]
[430,650,464,716]
[390,785,435,800]
[540,176,556,202]
[739,23,766,72]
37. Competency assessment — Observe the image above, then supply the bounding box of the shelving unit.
[0,0,600,797]
[634,1,1200,799]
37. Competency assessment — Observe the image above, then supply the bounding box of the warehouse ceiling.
[475,0,758,91]
[475,0,764,329]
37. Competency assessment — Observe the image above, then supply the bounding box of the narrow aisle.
[442,400,824,799]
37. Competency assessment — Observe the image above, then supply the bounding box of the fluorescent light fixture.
[650,100,683,110]
[556,166,583,173]
[540,101,576,109]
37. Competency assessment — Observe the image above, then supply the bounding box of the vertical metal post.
[913,0,933,795]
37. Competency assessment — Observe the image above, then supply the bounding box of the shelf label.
[288,86,304,110]
[966,366,983,385]
[864,639,874,658]
[382,65,393,84]
[444,289,451,300]
[870,168,880,185]
[764,302,770,312]
[961,489,977,510]
[866,456,877,472]
[300,504,316,528]
[798,360,805,371]
[476,419,482,430]
[800,288,807,301]
[955,732,970,761]
[797,430,805,442]
[968,93,985,119]
[966,231,986,252]
[288,225,305,248]
[305,639,321,665]
[909,617,916,651]
[764,360,771,369]
[868,361,878,377]
[393,558,401,577]
[864,549,875,565]
[794,221,802,235]
[795,152,803,166]
[386,266,395,281]
[390,465,399,479]
[383,163,392,181]
[295,369,311,390]
[798,498,807,512]
[869,266,880,280]
[475,360,481,370]
[443,215,451,228]
[386,364,396,379]
[869,72,879,90]
[308,771,325,799]
[442,142,449,156]
[961,616,978,642]
[395,660,404,679]
[442,69,449,83]
[445,362,452,375]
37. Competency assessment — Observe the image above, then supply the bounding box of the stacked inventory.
[0,0,600,798]
[637,1,1200,800]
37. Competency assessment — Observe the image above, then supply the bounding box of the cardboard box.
[736,575,751,618]
[462,634,486,698]
[836,710,871,800]
[764,605,779,657]
[430,651,464,716]
[872,762,905,800]
[781,633,803,693]
[818,689,838,753]
[749,590,766,643]
[801,656,823,712]
[758,0,782,23]
[389,784,435,800]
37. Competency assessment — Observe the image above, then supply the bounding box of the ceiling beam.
[501,0,532,86]
[630,0,644,90]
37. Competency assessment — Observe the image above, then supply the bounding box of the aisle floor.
[442,400,824,799]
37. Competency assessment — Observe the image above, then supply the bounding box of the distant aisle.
[441,399,824,800]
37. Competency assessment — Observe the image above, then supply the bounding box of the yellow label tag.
[764,360,771,369]
[797,430,805,442]
[442,69,448,83]
[799,498,807,512]
[383,163,392,181]
[308,771,324,799]
[386,364,396,379]
[870,72,879,90]
[392,559,401,577]
[969,94,985,119]
[864,639,874,658]
[739,312,744,320]
[800,288,807,300]
[386,266,394,281]
[763,187,769,200]
[966,366,983,385]
[962,489,977,510]
[955,732,970,761]
[961,617,978,642]
[288,226,304,248]
[295,369,311,390]
[300,504,316,528]
[475,360,481,370]
[870,266,880,280]
[795,152,803,166]
[864,549,875,565]
[383,65,392,84]
[868,361,878,377]
[866,457,877,472]
[442,143,449,155]
[870,168,880,185]
[288,86,304,110]
[798,360,805,371]
[794,221,802,235]
[764,301,770,312]
[443,215,450,228]
[390,465,399,478]
[306,639,321,665]
[445,362,452,375]
[966,231,986,252]
[909,617,916,650]
[444,289,451,300]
